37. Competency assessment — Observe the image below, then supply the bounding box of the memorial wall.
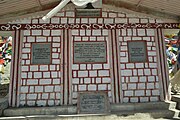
[8,8,168,107]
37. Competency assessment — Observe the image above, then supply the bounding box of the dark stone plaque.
[31,43,51,64]
[74,42,107,63]
[78,92,110,114]
[128,41,148,62]
[76,9,101,17]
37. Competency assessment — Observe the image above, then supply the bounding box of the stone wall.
[20,29,62,106]
[119,28,160,103]
[17,10,163,107]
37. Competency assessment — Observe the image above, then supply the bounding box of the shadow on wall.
[0,94,8,116]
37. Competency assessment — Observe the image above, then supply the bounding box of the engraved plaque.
[128,41,148,62]
[76,9,101,17]
[31,43,51,64]
[75,0,102,17]
[78,92,110,114]
[74,42,107,63]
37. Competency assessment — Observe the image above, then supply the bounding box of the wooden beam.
[103,0,180,22]
[136,0,144,8]
[36,0,43,9]
[0,1,60,20]
[1,0,180,23]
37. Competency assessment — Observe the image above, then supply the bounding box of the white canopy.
[42,0,98,21]
[0,0,179,23]
[71,0,98,6]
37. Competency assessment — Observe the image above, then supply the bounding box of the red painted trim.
[1,23,180,31]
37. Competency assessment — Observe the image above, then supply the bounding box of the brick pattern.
[71,29,112,104]
[20,29,62,107]
[101,11,160,103]
[119,28,160,103]
[17,10,162,106]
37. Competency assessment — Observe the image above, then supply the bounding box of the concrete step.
[111,101,180,119]
[4,102,169,117]
[3,106,77,117]
[110,101,175,112]
[0,110,179,120]
[113,109,179,119]
[3,101,179,119]
[172,95,180,110]
[165,100,177,110]
[169,108,180,118]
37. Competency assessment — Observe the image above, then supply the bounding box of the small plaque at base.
[77,92,110,114]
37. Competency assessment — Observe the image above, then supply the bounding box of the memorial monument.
[0,0,171,115]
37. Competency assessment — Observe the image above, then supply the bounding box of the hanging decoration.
[165,31,180,77]
[0,23,180,31]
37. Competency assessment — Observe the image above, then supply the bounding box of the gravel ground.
[0,114,175,120]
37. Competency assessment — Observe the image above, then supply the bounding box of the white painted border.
[154,29,164,101]
[60,30,64,105]
[116,29,123,103]
[16,30,23,107]
[68,29,73,105]
[108,30,115,103]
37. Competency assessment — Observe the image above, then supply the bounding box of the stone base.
[3,101,179,119]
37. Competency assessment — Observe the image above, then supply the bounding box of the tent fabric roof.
[118,0,180,16]
[0,0,180,23]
